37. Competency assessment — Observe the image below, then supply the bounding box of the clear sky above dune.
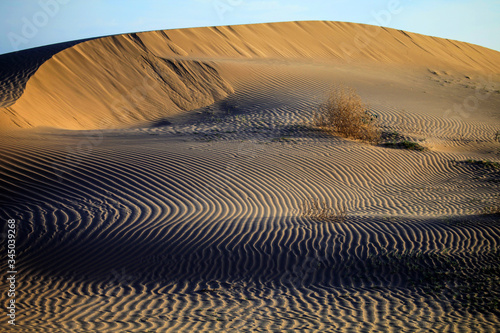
[0,0,498,54]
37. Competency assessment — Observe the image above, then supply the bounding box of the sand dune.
[2,21,500,130]
[0,21,499,332]
[0,34,233,130]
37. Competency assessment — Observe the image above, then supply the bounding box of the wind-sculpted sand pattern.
[1,21,500,332]
[1,109,499,332]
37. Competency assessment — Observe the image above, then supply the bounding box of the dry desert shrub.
[314,86,380,143]
[301,197,347,223]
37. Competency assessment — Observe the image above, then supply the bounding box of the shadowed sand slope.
[2,21,500,130]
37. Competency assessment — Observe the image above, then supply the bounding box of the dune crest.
[1,34,233,130]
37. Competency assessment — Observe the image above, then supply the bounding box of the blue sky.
[0,0,498,54]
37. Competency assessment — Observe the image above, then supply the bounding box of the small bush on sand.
[382,140,426,151]
[314,86,380,143]
[301,197,347,223]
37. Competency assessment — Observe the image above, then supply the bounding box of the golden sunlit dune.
[0,21,499,332]
[1,21,499,130]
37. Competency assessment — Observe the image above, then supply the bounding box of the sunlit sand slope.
[0,39,91,108]
[2,21,500,130]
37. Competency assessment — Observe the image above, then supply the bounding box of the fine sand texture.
[0,21,499,332]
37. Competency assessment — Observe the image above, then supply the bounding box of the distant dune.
[1,21,499,130]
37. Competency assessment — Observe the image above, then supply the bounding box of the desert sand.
[0,21,499,332]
